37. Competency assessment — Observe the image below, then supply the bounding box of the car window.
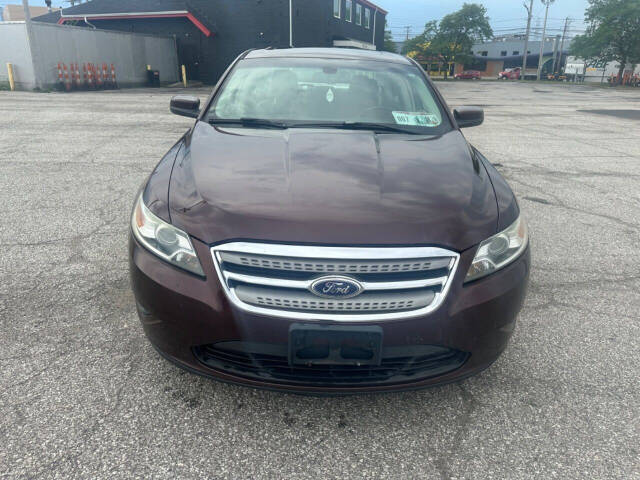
[208,57,452,134]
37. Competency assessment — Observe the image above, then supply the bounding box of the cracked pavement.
[1,82,639,479]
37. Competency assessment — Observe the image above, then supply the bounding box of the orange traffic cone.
[75,63,81,89]
[95,63,103,89]
[87,63,94,89]
[63,63,71,92]
[70,63,78,90]
[57,62,64,88]
[110,64,118,89]
[102,63,109,88]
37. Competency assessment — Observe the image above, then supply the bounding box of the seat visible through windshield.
[208,57,451,134]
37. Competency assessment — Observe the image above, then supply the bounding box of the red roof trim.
[185,12,211,38]
[359,0,387,15]
[58,12,212,37]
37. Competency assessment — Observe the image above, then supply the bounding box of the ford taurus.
[129,48,530,394]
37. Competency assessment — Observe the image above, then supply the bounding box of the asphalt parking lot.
[1,81,639,479]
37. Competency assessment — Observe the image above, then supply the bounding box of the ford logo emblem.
[309,276,364,299]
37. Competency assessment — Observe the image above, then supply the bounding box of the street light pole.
[521,0,534,79]
[537,0,554,81]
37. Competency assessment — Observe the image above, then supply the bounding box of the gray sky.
[374,0,590,41]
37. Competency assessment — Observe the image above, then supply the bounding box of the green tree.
[382,22,398,52]
[402,4,493,79]
[401,21,438,55]
[571,0,640,85]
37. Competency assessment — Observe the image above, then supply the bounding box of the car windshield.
[206,57,451,134]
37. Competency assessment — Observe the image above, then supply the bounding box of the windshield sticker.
[392,111,440,127]
[326,88,335,103]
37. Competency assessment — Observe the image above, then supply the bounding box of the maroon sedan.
[130,48,530,394]
[454,70,482,80]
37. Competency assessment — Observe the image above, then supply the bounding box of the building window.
[480,51,488,57]
[364,8,371,29]
[355,3,362,25]
[345,0,352,22]
[512,51,519,55]
[333,0,341,19]
[500,51,507,56]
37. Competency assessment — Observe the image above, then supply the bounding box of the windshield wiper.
[208,118,288,129]
[289,121,417,134]
[209,119,420,134]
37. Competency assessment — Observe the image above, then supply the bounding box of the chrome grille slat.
[219,252,452,273]
[234,285,435,313]
[223,271,449,291]
[212,243,460,322]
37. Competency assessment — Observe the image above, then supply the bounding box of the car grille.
[220,251,450,273]
[211,243,459,321]
[193,342,470,386]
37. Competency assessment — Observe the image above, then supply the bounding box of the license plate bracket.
[289,324,383,366]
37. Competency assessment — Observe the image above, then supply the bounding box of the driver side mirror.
[453,106,484,128]
[170,95,200,118]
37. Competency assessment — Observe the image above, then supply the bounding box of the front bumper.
[129,234,530,394]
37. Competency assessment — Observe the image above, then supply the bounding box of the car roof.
[244,48,413,65]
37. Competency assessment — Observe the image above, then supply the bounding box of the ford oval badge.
[309,276,364,299]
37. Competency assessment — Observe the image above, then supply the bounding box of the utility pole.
[22,0,40,89]
[537,0,554,81]
[289,0,293,47]
[521,0,534,79]
[551,34,560,74]
[404,26,411,41]
[557,17,570,75]
[21,0,32,24]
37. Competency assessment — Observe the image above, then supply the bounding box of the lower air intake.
[193,342,469,386]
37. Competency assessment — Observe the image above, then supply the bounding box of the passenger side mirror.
[170,95,200,118]
[453,106,484,128]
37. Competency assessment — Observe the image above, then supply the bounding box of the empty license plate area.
[289,324,383,366]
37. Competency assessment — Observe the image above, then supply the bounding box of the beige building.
[2,4,58,21]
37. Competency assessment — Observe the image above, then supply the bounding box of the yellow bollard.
[7,63,15,91]
[181,64,187,88]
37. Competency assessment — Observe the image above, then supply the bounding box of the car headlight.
[131,193,204,276]
[465,215,528,282]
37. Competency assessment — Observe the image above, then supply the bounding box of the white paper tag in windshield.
[392,111,440,127]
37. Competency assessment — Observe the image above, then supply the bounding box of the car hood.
[168,121,498,251]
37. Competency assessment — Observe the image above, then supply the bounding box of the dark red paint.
[130,48,530,393]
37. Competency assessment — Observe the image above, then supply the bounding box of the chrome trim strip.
[223,271,448,291]
[214,242,456,260]
[211,242,460,322]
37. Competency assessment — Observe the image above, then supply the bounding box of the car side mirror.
[453,106,484,128]
[170,95,200,118]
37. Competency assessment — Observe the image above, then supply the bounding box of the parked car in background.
[129,48,530,394]
[498,67,521,80]
[454,70,482,80]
